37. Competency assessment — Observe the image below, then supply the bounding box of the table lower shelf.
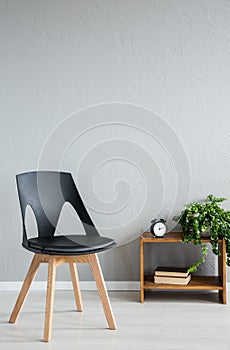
[144,275,223,290]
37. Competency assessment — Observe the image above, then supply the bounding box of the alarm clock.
[150,218,167,237]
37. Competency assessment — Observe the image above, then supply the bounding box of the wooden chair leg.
[69,263,83,312]
[9,254,41,323]
[89,254,116,330]
[43,256,56,342]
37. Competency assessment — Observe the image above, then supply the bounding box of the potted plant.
[174,195,230,273]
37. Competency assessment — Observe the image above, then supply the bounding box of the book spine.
[155,272,188,277]
[154,275,191,285]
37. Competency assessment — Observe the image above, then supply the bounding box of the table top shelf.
[141,231,223,243]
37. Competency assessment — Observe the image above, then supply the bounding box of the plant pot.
[200,229,210,238]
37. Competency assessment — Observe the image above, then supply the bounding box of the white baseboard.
[0,281,230,292]
[0,281,140,291]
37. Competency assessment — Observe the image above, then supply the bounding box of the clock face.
[153,221,166,237]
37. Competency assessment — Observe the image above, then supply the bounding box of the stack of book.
[154,266,191,285]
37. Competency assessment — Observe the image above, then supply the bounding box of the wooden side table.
[140,232,227,304]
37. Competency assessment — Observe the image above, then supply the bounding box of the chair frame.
[9,253,116,342]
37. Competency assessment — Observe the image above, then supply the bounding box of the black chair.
[9,171,117,341]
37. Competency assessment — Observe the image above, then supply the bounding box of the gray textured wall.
[0,0,229,282]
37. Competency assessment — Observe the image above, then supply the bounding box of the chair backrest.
[16,171,99,244]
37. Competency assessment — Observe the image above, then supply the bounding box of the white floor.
[1,290,230,350]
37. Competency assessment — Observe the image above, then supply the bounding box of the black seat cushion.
[28,235,116,255]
